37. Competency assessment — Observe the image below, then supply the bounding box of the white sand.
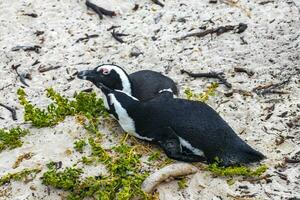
[0,0,300,199]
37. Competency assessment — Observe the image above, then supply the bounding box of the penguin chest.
[109,94,153,141]
[118,116,153,141]
[118,115,136,134]
[102,93,110,110]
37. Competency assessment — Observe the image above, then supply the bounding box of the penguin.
[77,64,178,101]
[96,83,266,166]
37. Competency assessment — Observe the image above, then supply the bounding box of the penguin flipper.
[156,127,206,162]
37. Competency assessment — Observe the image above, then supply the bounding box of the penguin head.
[77,64,132,94]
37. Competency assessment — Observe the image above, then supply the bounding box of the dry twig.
[12,64,30,87]
[284,157,300,164]
[0,103,17,121]
[32,60,40,66]
[181,69,232,88]
[38,65,61,73]
[253,77,291,95]
[258,1,274,5]
[13,153,33,169]
[234,67,254,77]
[111,30,129,43]
[151,0,164,7]
[86,0,116,19]
[75,34,99,43]
[12,45,41,53]
[23,13,38,18]
[107,25,120,31]
[177,23,247,41]
[243,174,273,183]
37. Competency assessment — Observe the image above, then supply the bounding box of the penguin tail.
[239,148,266,164]
[210,146,266,167]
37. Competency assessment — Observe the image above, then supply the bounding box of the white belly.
[109,93,153,141]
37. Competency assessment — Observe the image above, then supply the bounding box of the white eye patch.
[103,69,110,75]
[97,67,110,75]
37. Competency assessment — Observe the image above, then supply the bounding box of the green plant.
[83,115,102,136]
[17,88,108,128]
[226,178,235,185]
[207,162,268,177]
[73,139,87,153]
[0,168,41,186]
[42,167,83,190]
[0,127,29,152]
[184,82,219,102]
[177,178,188,190]
[42,136,151,200]
[148,151,161,162]
[46,161,60,170]
[81,156,94,165]
[88,138,111,163]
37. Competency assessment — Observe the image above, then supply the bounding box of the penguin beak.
[77,70,95,81]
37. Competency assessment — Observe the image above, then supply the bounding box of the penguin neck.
[106,91,139,133]
[115,68,132,95]
[109,90,139,111]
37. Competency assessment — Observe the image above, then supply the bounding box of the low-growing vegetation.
[0,127,29,152]
[0,168,41,186]
[42,167,83,191]
[17,88,107,128]
[42,135,151,200]
[147,151,161,162]
[177,178,188,190]
[184,82,219,102]
[73,139,87,153]
[207,162,268,177]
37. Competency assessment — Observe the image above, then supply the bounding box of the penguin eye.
[99,68,110,75]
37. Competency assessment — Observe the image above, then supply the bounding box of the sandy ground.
[0,0,300,199]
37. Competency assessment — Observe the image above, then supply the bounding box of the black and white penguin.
[97,84,266,166]
[77,64,178,101]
